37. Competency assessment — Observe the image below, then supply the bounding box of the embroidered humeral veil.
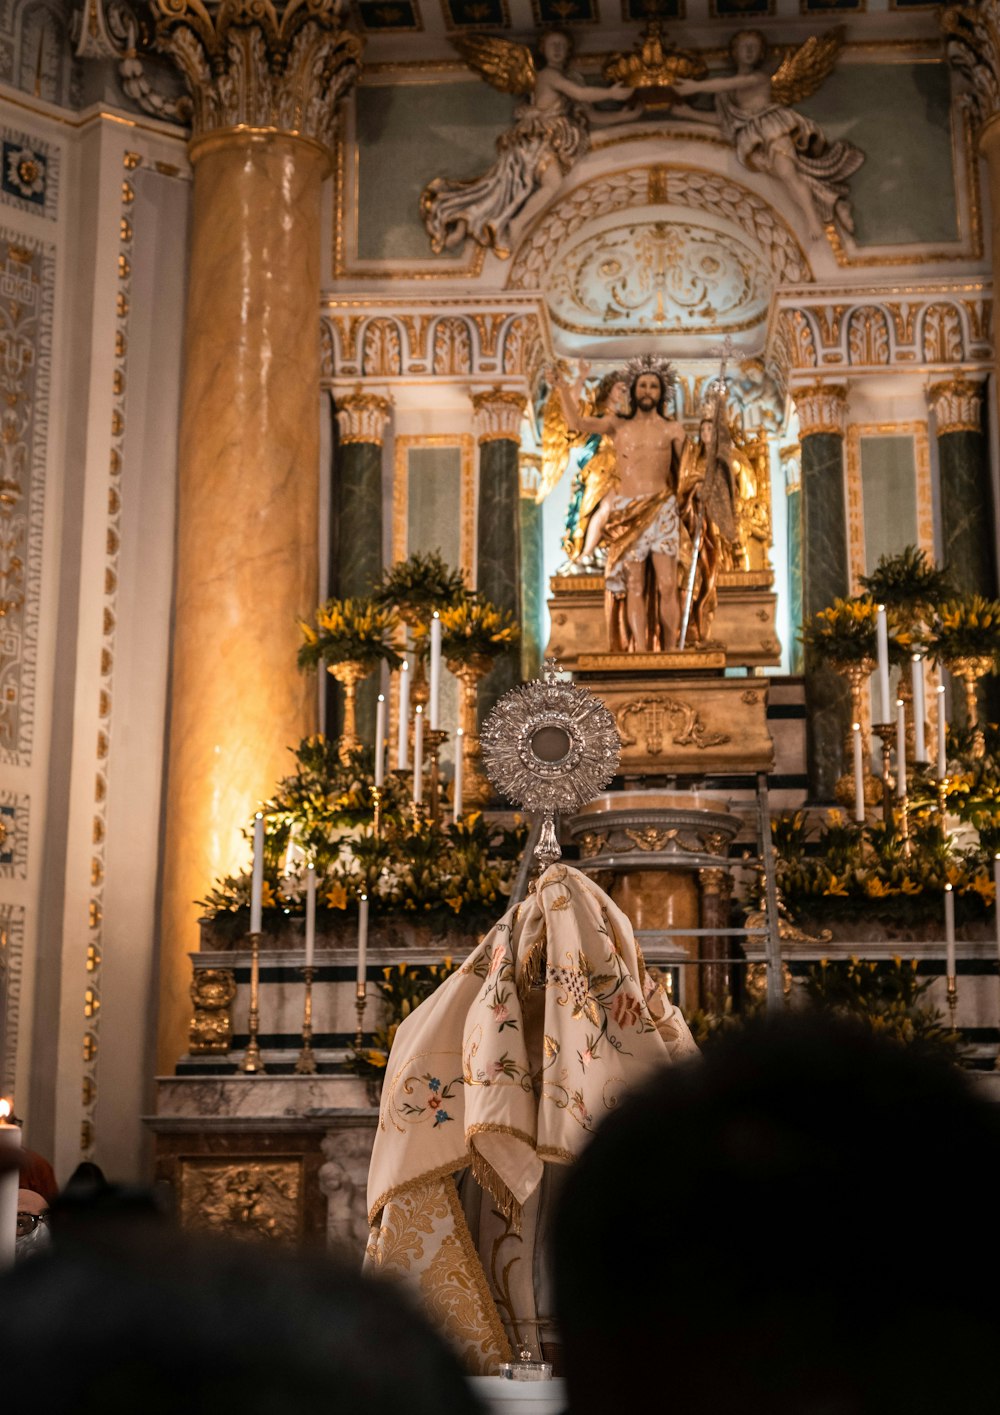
[366,863,697,1372]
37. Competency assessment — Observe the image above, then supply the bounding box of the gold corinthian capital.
[471,388,525,445]
[151,0,363,161]
[792,383,847,439]
[927,375,986,435]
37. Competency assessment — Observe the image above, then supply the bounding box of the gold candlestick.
[328,659,373,764]
[295,965,317,1074]
[371,784,382,839]
[425,727,448,825]
[946,973,958,1028]
[354,981,367,1050]
[833,658,882,808]
[897,792,912,858]
[447,655,494,807]
[238,931,266,1073]
[871,722,895,825]
[410,799,429,833]
[937,774,950,824]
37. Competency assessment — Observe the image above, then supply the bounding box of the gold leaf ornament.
[451,36,536,96]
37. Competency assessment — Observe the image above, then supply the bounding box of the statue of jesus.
[556,357,686,652]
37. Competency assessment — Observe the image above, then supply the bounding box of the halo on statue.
[480,659,621,868]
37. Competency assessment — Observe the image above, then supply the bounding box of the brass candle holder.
[410,799,429,833]
[897,792,912,859]
[371,783,382,839]
[946,973,958,1028]
[425,727,448,825]
[937,773,950,824]
[871,722,895,824]
[295,965,317,1074]
[354,981,367,1051]
[238,931,266,1074]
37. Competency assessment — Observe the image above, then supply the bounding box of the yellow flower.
[326,882,348,909]
[261,881,277,908]
[826,808,846,828]
[864,876,896,897]
[900,877,923,895]
[970,872,996,905]
[823,873,850,897]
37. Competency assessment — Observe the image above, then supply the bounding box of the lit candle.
[876,604,891,724]
[357,892,369,994]
[250,812,264,935]
[413,705,424,805]
[945,882,956,980]
[374,693,386,788]
[397,659,410,771]
[937,683,947,779]
[429,611,442,731]
[852,722,864,823]
[911,654,927,762]
[305,863,316,970]
[453,727,464,822]
[895,698,907,797]
[0,1100,19,1269]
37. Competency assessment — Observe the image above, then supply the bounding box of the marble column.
[333,391,391,744]
[519,452,545,683]
[928,377,995,593]
[473,389,525,716]
[152,0,361,1070]
[794,385,851,801]
[782,444,805,676]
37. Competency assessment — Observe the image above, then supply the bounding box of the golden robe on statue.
[365,864,696,1372]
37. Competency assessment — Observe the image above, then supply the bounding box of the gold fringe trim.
[466,1122,539,1234]
[368,1153,470,1228]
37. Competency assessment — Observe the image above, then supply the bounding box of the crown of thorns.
[624,355,676,388]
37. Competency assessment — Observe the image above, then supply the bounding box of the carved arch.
[846,305,891,366]
[777,309,819,372]
[431,317,472,376]
[507,163,812,292]
[361,318,402,377]
[920,303,965,363]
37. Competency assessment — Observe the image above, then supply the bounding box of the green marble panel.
[520,495,545,683]
[407,445,462,569]
[860,435,919,573]
[332,439,384,746]
[477,438,522,715]
[799,62,957,247]
[356,82,512,261]
[787,484,804,676]
[938,429,997,596]
[802,432,850,800]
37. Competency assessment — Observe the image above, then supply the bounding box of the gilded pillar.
[794,384,851,800]
[519,452,545,683]
[153,0,362,1070]
[928,378,995,594]
[334,390,391,742]
[473,389,525,714]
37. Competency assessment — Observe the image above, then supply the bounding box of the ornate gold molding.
[943,2,1000,134]
[188,968,236,1054]
[471,389,524,445]
[927,375,985,434]
[335,388,392,445]
[152,0,362,159]
[793,383,847,438]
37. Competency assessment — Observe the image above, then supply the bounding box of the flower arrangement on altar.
[297,596,402,672]
[930,594,1000,664]
[440,598,519,665]
[196,739,527,931]
[802,594,910,665]
[354,958,460,1075]
[859,544,953,628]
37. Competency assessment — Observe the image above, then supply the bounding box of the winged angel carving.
[421,30,637,260]
[674,29,863,241]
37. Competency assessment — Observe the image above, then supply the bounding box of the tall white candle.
[397,659,410,770]
[852,722,864,823]
[453,727,464,822]
[895,699,907,797]
[305,863,316,970]
[0,1100,20,1270]
[429,612,443,731]
[876,604,891,724]
[413,705,424,805]
[250,812,265,935]
[911,654,927,762]
[374,693,386,788]
[357,892,369,993]
[937,683,948,779]
[945,882,956,979]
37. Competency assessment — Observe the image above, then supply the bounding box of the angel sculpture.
[673,28,863,241]
[421,29,637,260]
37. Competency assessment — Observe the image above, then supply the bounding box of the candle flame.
[945,882,953,892]
[0,1099,10,1121]
[401,659,409,672]
[378,693,385,702]
[457,727,464,737]
[851,722,860,732]
[415,704,423,714]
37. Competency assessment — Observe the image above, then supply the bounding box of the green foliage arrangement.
[859,544,953,624]
[373,552,468,628]
[297,597,401,672]
[802,596,910,665]
[354,958,459,1076]
[802,957,962,1064]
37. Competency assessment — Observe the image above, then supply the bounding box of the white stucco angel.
[673,28,864,241]
[421,29,638,260]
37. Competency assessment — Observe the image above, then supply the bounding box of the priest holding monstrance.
[365,667,697,1373]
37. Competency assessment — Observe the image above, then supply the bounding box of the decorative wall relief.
[0,228,54,768]
[0,125,57,221]
[0,902,23,1099]
[0,788,28,878]
[178,1158,304,1242]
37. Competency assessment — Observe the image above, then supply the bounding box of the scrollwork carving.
[615,697,730,754]
[188,967,236,1054]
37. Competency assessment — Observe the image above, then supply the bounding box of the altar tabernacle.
[365,862,697,1372]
